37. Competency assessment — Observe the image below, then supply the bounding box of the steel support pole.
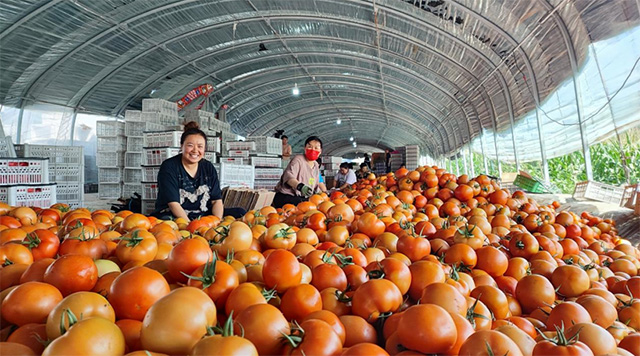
[462,148,469,175]
[493,131,502,177]
[535,108,550,184]
[455,157,460,176]
[480,131,489,174]
[468,145,475,177]
[16,102,25,144]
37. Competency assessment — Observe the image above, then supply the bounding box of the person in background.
[154,121,245,220]
[333,162,357,190]
[385,148,392,173]
[281,135,292,168]
[356,163,370,180]
[273,136,326,208]
[363,153,371,168]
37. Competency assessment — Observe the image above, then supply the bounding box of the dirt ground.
[528,193,640,246]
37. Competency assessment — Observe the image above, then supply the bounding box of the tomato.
[408,260,446,301]
[280,284,322,321]
[42,316,125,356]
[312,263,348,292]
[6,323,48,354]
[551,265,590,297]
[397,304,457,354]
[444,243,477,269]
[324,225,350,246]
[282,319,343,356]
[0,242,33,266]
[475,246,508,277]
[234,303,290,355]
[515,274,556,314]
[186,258,239,307]
[57,236,107,260]
[206,221,253,257]
[575,294,617,329]
[262,249,302,293]
[140,287,216,355]
[365,258,412,295]
[45,291,115,340]
[470,285,510,320]
[19,257,54,283]
[119,213,151,232]
[458,330,524,356]
[493,324,536,356]
[396,233,431,262]
[191,334,258,356]
[115,319,143,352]
[339,315,378,347]
[340,343,388,356]
[420,282,467,315]
[225,282,267,316]
[545,301,592,331]
[22,229,59,261]
[43,254,98,296]
[1,282,62,326]
[565,323,617,356]
[115,229,158,265]
[618,299,640,330]
[356,213,385,238]
[508,232,540,259]
[0,342,38,355]
[166,238,213,284]
[618,333,640,356]
[109,266,170,321]
[351,279,402,322]
[261,223,296,250]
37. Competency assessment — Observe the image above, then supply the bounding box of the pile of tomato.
[0,165,639,356]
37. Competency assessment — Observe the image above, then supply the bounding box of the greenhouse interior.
[1,1,640,355]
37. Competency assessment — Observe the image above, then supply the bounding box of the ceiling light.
[292,83,300,96]
[349,136,354,141]
[352,142,357,147]
[149,89,157,96]
[336,119,341,125]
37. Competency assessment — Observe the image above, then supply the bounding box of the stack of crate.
[405,145,420,170]
[139,130,221,215]
[0,157,56,207]
[322,156,342,188]
[123,110,166,199]
[14,144,84,208]
[0,124,17,158]
[389,147,405,172]
[96,120,126,199]
[246,136,282,190]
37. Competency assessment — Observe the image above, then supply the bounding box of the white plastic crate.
[184,109,214,119]
[97,136,126,152]
[141,199,156,216]
[227,141,256,151]
[98,183,122,199]
[573,181,625,205]
[325,163,341,171]
[254,179,279,190]
[141,112,179,126]
[142,98,178,114]
[96,120,125,137]
[143,131,181,148]
[144,147,180,166]
[219,157,244,165]
[210,119,231,133]
[96,152,124,167]
[126,137,144,152]
[208,136,221,153]
[142,165,160,182]
[250,156,282,168]
[0,183,56,207]
[123,183,142,198]
[219,162,254,189]
[124,168,142,184]
[124,110,142,121]
[621,184,638,209]
[98,168,122,184]
[246,136,282,155]
[0,136,16,157]
[228,150,250,159]
[125,121,166,137]
[15,144,83,165]
[49,164,83,183]
[125,152,143,168]
[254,168,283,180]
[142,182,159,200]
[0,158,49,184]
[322,156,342,164]
[56,182,83,202]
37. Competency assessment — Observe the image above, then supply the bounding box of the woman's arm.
[211,199,224,218]
[168,202,190,221]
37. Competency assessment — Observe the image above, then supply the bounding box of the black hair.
[282,135,288,139]
[339,162,351,170]
[360,163,368,168]
[304,136,323,148]
[181,121,207,148]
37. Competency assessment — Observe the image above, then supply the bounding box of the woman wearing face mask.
[154,121,244,220]
[272,136,326,208]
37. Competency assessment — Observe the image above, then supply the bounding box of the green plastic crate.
[513,175,547,193]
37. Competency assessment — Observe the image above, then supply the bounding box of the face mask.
[305,149,320,161]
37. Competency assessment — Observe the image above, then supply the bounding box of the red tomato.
[262,249,302,293]
[109,266,170,321]
[43,254,98,296]
[1,282,62,326]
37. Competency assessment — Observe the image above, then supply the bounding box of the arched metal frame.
[0,0,622,164]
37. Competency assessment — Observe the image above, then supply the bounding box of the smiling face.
[181,133,206,165]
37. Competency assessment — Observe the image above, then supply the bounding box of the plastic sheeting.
[1,0,639,157]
